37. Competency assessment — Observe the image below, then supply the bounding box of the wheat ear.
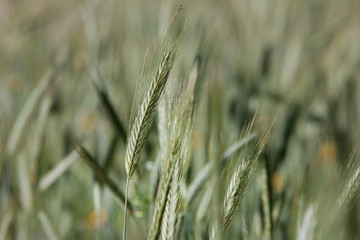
[186,133,259,206]
[125,50,174,177]
[149,62,195,240]
[162,160,182,240]
[148,161,176,240]
[123,7,186,240]
[125,5,185,178]
[123,49,176,240]
[337,166,360,214]
[223,156,256,231]
[223,118,271,233]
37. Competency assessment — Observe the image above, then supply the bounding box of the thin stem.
[123,177,130,240]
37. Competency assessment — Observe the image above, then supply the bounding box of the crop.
[1,1,360,240]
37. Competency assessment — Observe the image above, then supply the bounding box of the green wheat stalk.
[148,56,196,240]
[125,50,174,178]
[222,120,271,233]
[123,6,186,240]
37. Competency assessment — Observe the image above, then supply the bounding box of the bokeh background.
[1,0,360,239]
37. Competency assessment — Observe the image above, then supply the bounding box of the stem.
[123,177,130,240]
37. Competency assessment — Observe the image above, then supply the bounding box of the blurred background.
[1,0,360,239]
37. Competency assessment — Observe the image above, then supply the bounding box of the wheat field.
[1,0,360,239]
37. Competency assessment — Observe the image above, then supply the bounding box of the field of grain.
[1,0,360,239]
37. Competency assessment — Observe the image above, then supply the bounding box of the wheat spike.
[148,120,186,240]
[222,121,270,233]
[337,166,360,214]
[123,7,186,240]
[148,156,176,240]
[126,50,174,177]
[162,160,182,240]
[148,58,195,240]
[223,157,255,231]
[186,133,259,206]
[125,5,186,178]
